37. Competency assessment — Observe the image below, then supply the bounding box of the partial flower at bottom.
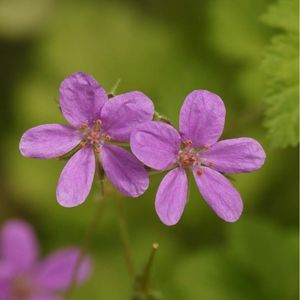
[0,219,91,300]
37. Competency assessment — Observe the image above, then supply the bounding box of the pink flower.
[130,90,266,225]
[20,72,154,207]
[0,220,91,300]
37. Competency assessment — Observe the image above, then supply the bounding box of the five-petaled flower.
[130,90,266,225]
[0,219,91,300]
[20,72,154,207]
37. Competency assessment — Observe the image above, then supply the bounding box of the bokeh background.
[0,0,298,299]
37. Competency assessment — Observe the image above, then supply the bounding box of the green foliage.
[174,218,298,300]
[261,0,299,147]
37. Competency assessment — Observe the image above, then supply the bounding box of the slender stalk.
[140,243,159,292]
[116,197,136,280]
[64,184,105,300]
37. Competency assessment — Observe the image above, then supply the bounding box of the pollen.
[197,169,203,176]
[105,134,111,142]
[80,123,88,129]
[204,144,210,149]
[183,139,192,146]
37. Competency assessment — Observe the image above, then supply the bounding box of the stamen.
[80,123,88,129]
[204,144,210,149]
[95,119,102,125]
[183,139,192,146]
[79,141,87,148]
[94,147,101,154]
[105,134,111,142]
[197,169,203,176]
[207,161,215,167]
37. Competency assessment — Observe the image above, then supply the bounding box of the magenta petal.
[29,296,61,300]
[130,121,181,170]
[179,90,225,147]
[155,168,188,226]
[59,72,108,127]
[37,248,91,292]
[20,124,82,159]
[100,145,149,197]
[200,138,266,173]
[193,167,243,222]
[56,147,95,207]
[0,220,39,273]
[0,262,14,300]
[100,91,154,141]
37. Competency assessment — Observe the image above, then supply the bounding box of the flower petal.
[100,91,154,141]
[30,295,62,300]
[0,262,14,300]
[155,168,188,226]
[36,248,91,292]
[59,72,108,127]
[100,145,149,197]
[0,220,39,273]
[130,121,181,170]
[179,90,225,147]
[200,138,266,173]
[20,124,82,159]
[56,147,95,207]
[193,167,243,222]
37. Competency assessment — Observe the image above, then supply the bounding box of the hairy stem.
[64,184,105,300]
[116,197,136,280]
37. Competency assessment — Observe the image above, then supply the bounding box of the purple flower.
[130,90,266,225]
[0,220,91,300]
[20,72,154,207]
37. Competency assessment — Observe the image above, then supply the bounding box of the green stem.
[116,198,136,280]
[140,243,159,292]
[64,186,106,300]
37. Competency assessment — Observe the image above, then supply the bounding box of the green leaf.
[261,0,299,148]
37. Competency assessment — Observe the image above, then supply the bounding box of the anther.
[197,169,203,176]
[204,144,210,149]
[183,139,192,146]
[80,123,88,129]
[95,119,102,125]
[207,161,215,167]
[105,134,111,142]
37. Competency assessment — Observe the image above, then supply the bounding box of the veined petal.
[193,167,243,222]
[179,90,225,147]
[200,138,266,173]
[56,147,95,207]
[100,145,149,197]
[0,220,39,273]
[59,72,108,127]
[100,91,154,141]
[155,168,188,226]
[20,124,82,159]
[36,248,91,292]
[130,121,181,170]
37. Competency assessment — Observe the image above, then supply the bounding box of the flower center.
[12,276,34,299]
[177,140,214,173]
[178,140,199,168]
[80,119,111,153]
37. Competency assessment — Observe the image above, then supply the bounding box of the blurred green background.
[0,0,298,299]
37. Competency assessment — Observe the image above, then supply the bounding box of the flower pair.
[0,220,90,300]
[20,72,266,225]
